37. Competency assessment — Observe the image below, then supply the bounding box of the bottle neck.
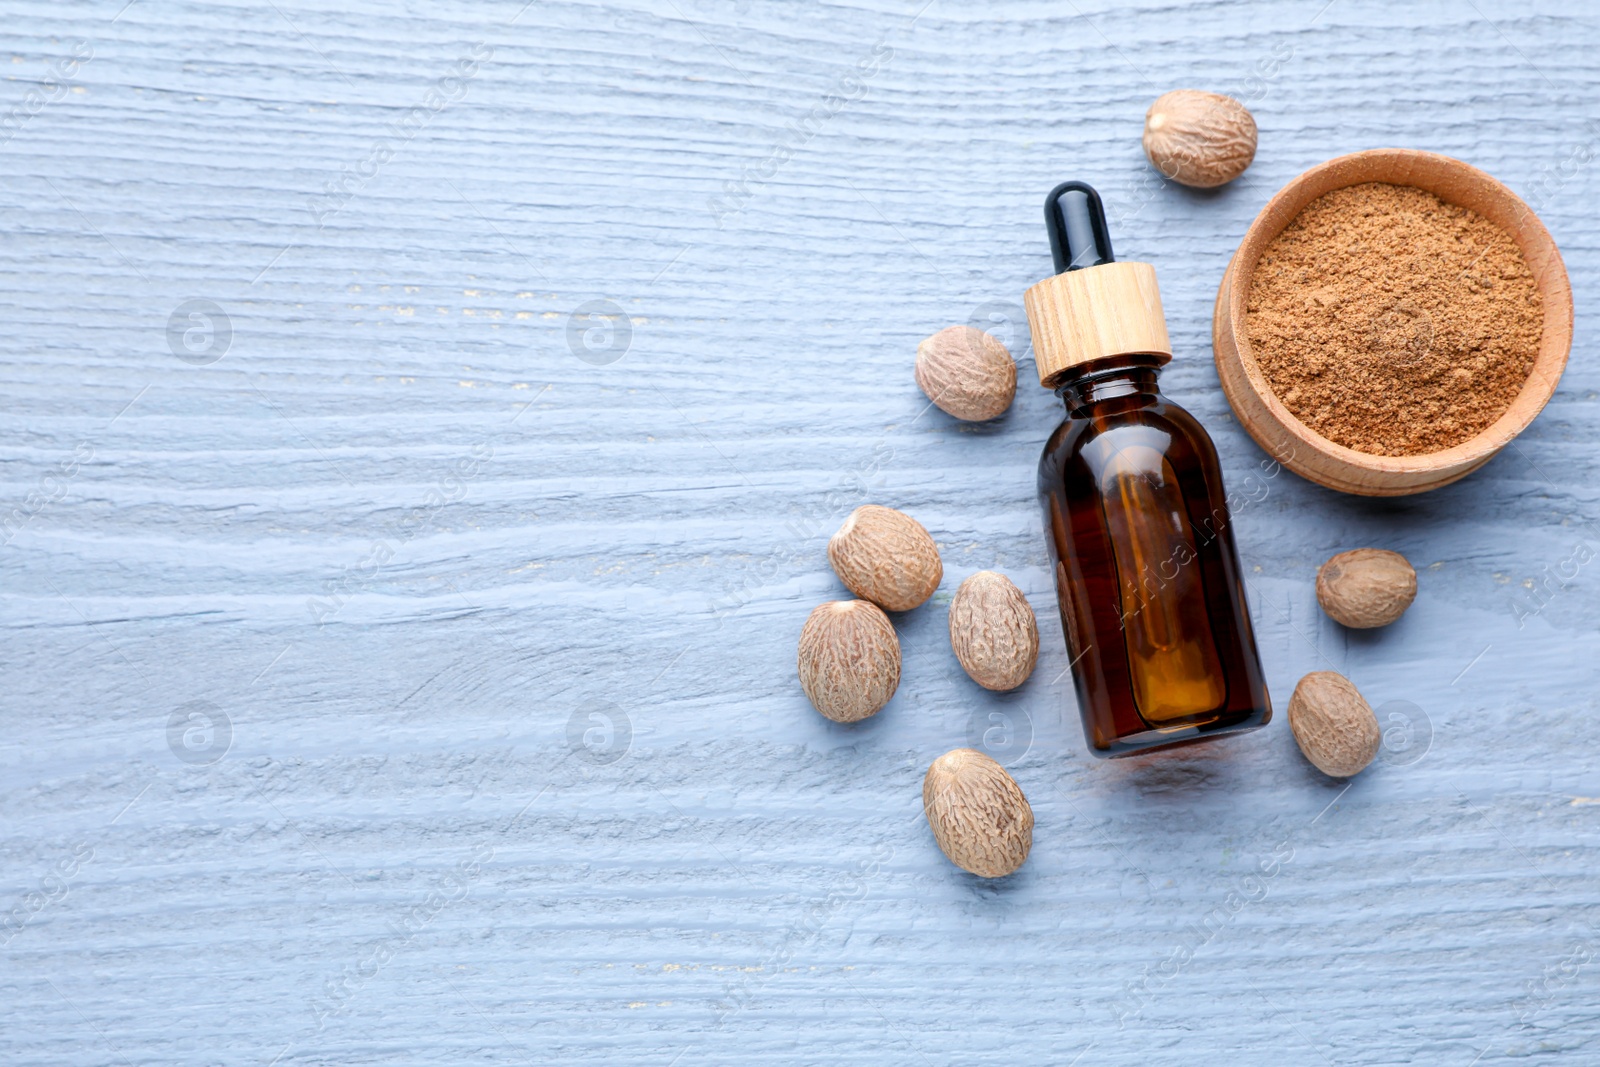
[1054,355,1165,417]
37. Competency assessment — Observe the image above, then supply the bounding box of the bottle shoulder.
[1039,394,1217,467]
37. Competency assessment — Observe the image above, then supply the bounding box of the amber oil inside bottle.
[1038,355,1271,756]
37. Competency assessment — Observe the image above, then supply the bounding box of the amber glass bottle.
[1024,182,1271,757]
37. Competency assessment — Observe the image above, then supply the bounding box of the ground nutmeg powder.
[1244,182,1542,456]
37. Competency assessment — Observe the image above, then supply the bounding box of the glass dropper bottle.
[1025,181,1272,757]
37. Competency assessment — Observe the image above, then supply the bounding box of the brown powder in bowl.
[1244,182,1542,456]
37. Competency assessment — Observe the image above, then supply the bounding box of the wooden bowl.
[1213,149,1572,496]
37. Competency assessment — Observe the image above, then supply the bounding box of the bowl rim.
[1223,147,1573,474]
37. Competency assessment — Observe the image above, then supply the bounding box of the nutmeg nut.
[914,324,1017,422]
[1316,548,1417,629]
[948,571,1038,691]
[922,748,1033,878]
[797,600,901,723]
[1287,671,1381,778]
[827,505,943,612]
[1142,89,1258,188]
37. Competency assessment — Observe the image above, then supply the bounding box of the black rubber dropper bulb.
[1045,181,1115,274]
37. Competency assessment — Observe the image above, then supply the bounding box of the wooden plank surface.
[3,0,1598,1062]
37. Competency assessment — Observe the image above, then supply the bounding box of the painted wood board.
[3,0,1599,1063]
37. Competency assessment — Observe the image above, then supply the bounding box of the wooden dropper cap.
[1023,181,1172,388]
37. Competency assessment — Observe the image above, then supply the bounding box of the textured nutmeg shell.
[1142,89,1258,188]
[797,600,901,723]
[827,505,943,612]
[914,324,1017,422]
[1316,548,1417,629]
[922,748,1033,878]
[948,571,1039,691]
[1288,671,1381,778]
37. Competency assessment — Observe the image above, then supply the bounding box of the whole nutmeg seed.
[827,505,943,612]
[1142,89,1258,188]
[1316,549,1417,629]
[922,748,1033,878]
[797,600,901,723]
[914,324,1017,422]
[1288,671,1381,778]
[948,571,1039,691]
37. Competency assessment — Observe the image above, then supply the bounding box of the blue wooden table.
[3,1,1598,1063]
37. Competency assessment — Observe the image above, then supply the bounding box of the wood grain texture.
[1025,260,1172,383]
[2,0,1599,1064]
